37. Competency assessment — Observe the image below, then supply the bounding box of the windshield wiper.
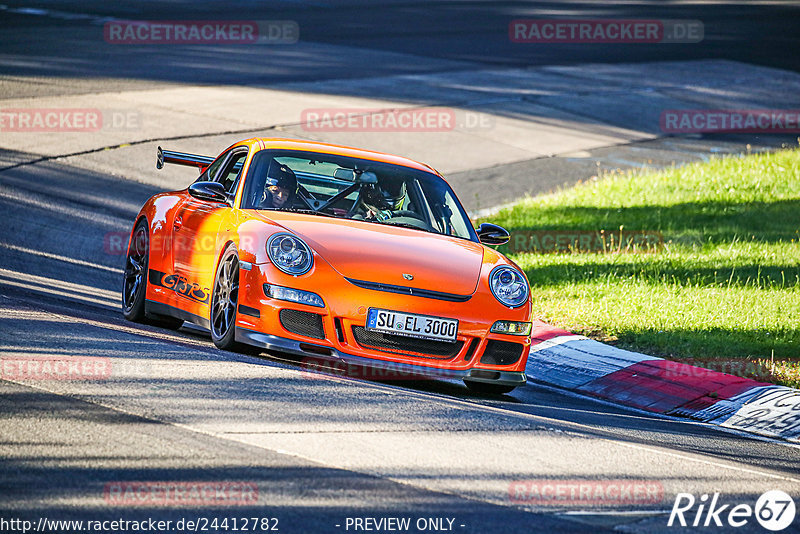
[380,221,433,233]
[283,208,338,218]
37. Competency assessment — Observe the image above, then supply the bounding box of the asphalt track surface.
[2,0,800,84]
[2,155,800,532]
[2,2,800,533]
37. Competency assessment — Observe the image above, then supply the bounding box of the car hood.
[255,212,484,295]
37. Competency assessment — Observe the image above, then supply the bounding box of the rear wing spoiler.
[156,146,215,171]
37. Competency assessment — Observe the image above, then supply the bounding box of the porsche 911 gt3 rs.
[123,138,532,394]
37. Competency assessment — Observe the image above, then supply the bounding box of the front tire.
[210,244,244,351]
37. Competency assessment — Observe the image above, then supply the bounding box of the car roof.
[238,137,441,177]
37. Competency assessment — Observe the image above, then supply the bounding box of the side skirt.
[145,299,210,330]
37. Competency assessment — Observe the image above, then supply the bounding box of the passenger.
[260,160,297,209]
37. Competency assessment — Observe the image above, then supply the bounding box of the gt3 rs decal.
[148,269,210,304]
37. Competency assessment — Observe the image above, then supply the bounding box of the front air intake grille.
[480,340,524,366]
[280,309,325,340]
[352,327,463,359]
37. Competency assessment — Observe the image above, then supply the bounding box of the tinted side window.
[195,151,228,183]
[216,151,248,193]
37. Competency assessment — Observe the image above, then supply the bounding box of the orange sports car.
[123,138,532,394]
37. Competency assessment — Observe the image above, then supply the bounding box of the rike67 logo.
[668,490,796,531]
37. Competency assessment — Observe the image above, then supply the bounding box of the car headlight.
[489,266,529,308]
[266,233,313,276]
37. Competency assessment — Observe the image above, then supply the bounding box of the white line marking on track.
[0,268,119,300]
[0,242,122,274]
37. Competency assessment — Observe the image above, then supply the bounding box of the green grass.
[485,148,800,387]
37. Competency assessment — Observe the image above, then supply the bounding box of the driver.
[356,180,407,221]
[359,184,392,221]
[260,160,297,209]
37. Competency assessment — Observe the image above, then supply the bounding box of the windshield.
[241,149,477,241]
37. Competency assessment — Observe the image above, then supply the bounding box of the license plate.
[366,308,458,342]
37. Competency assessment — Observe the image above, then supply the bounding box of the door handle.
[173,216,183,231]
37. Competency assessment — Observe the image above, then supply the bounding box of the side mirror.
[188,181,229,203]
[477,222,510,245]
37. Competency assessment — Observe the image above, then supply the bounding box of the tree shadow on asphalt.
[0,388,592,534]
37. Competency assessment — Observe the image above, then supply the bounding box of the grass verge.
[486,147,800,387]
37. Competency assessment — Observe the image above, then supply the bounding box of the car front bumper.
[235,326,527,387]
